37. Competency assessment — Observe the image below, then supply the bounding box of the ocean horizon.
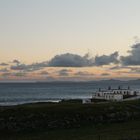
[0,81,140,106]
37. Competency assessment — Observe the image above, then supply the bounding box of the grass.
[1,120,140,140]
[0,100,140,140]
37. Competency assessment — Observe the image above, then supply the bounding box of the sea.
[0,81,140,106]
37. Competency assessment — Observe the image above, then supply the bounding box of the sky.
[1,0,140,81]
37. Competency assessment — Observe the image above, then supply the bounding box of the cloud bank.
[48,53,94,67]
[5,49,125,72]
[121,43,140,66]
[74,71,94,77]
[58,69,72,76]
[0,63,9,66]
[48,52,119,67]
[10,62,48,72]
[1,42,140,79]
[95,52,119,66]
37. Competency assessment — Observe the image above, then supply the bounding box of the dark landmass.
[0,100,140,139]
[19,78,140,84]
[1,78,140,85]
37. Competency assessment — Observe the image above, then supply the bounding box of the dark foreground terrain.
[0,100,140,140]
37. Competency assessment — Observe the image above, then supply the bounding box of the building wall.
[93,88,138,101]
[93,91,123,101]
[112,90,136,95]
[113,95,123,101]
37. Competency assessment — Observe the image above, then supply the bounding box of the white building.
[92,86,138,101]
[93,91,123,101]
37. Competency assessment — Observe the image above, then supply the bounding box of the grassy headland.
[0,100,140,140]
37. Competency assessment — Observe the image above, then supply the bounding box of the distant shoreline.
[0,78,140,84]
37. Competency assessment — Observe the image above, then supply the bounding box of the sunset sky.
[1,0,140,81]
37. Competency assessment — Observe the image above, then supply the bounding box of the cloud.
[2,72,11,77]
[74,71,94,77]
[11,64,27,71]
[40,71,49,75]
[48,52,120,67]
[109,66,132,70]
[13,72,26,77]
[121,43,140,65]
[13,59,20,65]
[0,68,9,72]
[101,73,110,76]
[0,63,9,66]
[2,72,26,77]
[129,67,140,73]
[58,69,72,76]
[109,66,124,70]
[48,53,94,67]
[94,52,119,66]
[11,62,48,72]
